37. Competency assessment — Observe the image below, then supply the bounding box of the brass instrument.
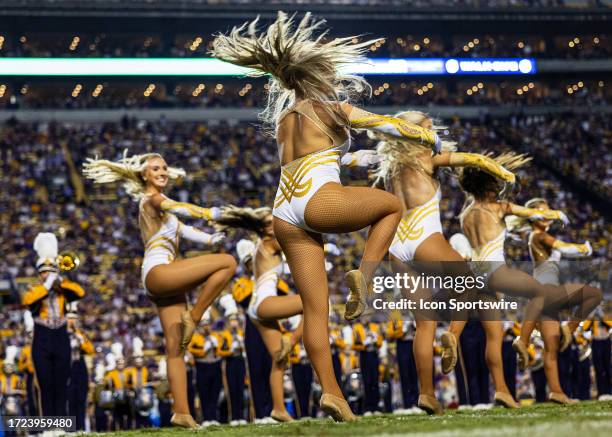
[56,251,81,272]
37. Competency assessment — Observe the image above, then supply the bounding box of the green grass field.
[96,400,612,437]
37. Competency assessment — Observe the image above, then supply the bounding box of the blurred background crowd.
[0,0,609,431]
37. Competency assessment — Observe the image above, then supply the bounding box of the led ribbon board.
[0,58,536,76]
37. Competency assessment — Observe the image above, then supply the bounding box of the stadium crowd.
[1,33,609,60]
[1,80,609,110]
[0,114,609,428]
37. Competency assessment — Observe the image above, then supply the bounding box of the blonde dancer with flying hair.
[212,12,440,421]
[512,198,601,404]
[83,152,237,428]
[215,206,303,422]
[373,111,520,411]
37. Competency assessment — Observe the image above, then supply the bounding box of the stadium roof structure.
[2,0,611,21]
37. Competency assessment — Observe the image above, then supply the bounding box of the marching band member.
[528,334,547,402]
[351,318,383,415]
[126,337,151,428]
[232,239,274,420]
[154,358,173,427]
[188,310,222,426]
[83,151,236,428]
[213,12,440,422]
[329,318,346,388]
[216,207,304,423]
[387,317,418,410]
[502,320,520,399]
[18,311,37,416]
[93,360,113,432]
[573,326,593,400]
[219,294,247,425]
[288,316,313,419]
[1,346,25,416]
[184,350,197,418]
[66,306,95,431]
[581,313,612,398]
[23,232,85,417]
[105,343,132,430]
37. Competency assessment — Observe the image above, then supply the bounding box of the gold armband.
[351,114,438,147]
[160,199,213,220]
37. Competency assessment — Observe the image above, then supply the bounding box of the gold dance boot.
[512,337,529,371]
[418,394,443,415]
[320,393,357,422]
[344,270,367,321]
[440,332,458,374]
[271,410,294,422]
[559,323,572,352]
[170,413,198,429]
[549,392,578,405]
[494,392,519,409]
[180,310,197,351]
[274,335,292,366]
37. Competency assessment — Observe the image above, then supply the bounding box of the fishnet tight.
[304,183,401,284]
[274,183,401,398]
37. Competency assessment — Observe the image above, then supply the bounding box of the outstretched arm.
[433,152,515,183]
[179,223,225,245]
[150,193,220,221]
[539,233,592,257]
[344,105,440,153]
[506,203,569,225]
[340,149,382,168]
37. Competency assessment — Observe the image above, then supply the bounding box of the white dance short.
[389,189,442,263]
[273,147,343,233]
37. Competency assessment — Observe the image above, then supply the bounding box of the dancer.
[518,197,601,404]
[374,113,519,411]
[212,12,440,421]
[216,206,303,422]
[83,152,236,428]
[440,154,580,385]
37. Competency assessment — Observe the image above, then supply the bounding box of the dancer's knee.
[165,334,182,358]
[221,254,238,273]
[543,334,560,354]
[585,286,603,306]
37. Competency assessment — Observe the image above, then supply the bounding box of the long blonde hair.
[211,11,378,131]
[82,151,186,200]
[373,110,456,185]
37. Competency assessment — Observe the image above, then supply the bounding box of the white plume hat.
[4,345,19,366]
[158,358,167,378]
[236,239,256,264]
[201,308,213,325]
[111,342,124,360]
[132,337,144,358]
[94,362,106,383]
[219,294,238,318]
[105,352,117,371]
[34,232,59,272]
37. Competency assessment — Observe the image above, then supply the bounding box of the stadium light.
[0,57,536,76]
